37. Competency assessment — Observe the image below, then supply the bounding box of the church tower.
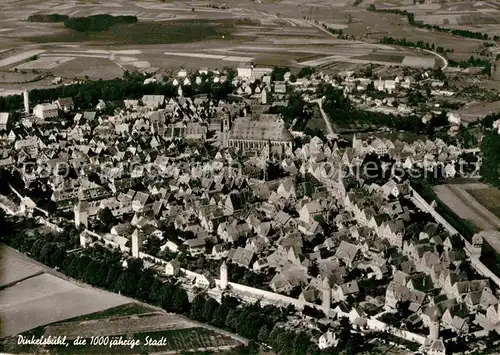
[220,261,228,290]
[261,88,268,104]
[321,277,331,316]
[132,229,143,258]
[74,201,88,229]
[221,114,231,148]
[23,89,30,114]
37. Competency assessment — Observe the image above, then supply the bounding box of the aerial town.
[0,0,500,354]
[0,59,499,355]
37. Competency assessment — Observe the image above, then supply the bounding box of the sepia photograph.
[0,0,499,354]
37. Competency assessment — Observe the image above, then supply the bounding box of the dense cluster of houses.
[0,66,497,355]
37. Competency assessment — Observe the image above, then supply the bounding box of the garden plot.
[46,327,242,354]
[43,313,197,339]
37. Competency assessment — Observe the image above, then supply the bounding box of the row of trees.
[368,5,500,41]
[380,36,451,54]
[321,24,349,40]
[480,132,500,189]
[448,56,492,75]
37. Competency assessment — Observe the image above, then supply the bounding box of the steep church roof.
[228,117,292,142]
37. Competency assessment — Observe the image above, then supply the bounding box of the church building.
[224,114,293,155]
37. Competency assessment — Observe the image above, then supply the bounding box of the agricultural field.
[0,246,130,338]
[457,100,500,123]
[434,183,500,232]
[0,246,43,288]
[0,71,42,84]
[0,272,130,338]
[466,186,500,220]
[45,327,243,354]
[43,313,202,340]
[0,0,450,85]
[14,56,75,70]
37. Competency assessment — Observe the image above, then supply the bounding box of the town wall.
[409,187,459,236]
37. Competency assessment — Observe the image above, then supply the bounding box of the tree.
[202,297,219,323]
[105,264,122,289]
[83,260,106,286]
[115,269,139,296]
[190,293,207,320]
[236,311,262,339]
[172,287,190,314]
[30,239,44,259]
[225,309,240,330]
[64,257,81,278]
[293,332,311,355]
[212,303,229,327]
[339,317,351,345]
[127,258,143,274]
[137,269,155,301]
[98,207,115,230]
[480,133,500,188]
[39,242,57,266]
[271,67,290,81]
[273,329,295,354]
[159,283,176,311]
[297,66,315,78]
[257,325,270,343]
[149,279,164,305]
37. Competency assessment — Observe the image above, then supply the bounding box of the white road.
[423,48,448,70]
[308,98,337,138]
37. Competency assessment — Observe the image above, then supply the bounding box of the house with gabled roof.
[184,238,206,256]
[334,240,361,267]
[55,97,74,112]
[195,272,215,289]
[229,247,255,268]
[298,200,325,224]
[384,281,426,310]
[224,192,246,216]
